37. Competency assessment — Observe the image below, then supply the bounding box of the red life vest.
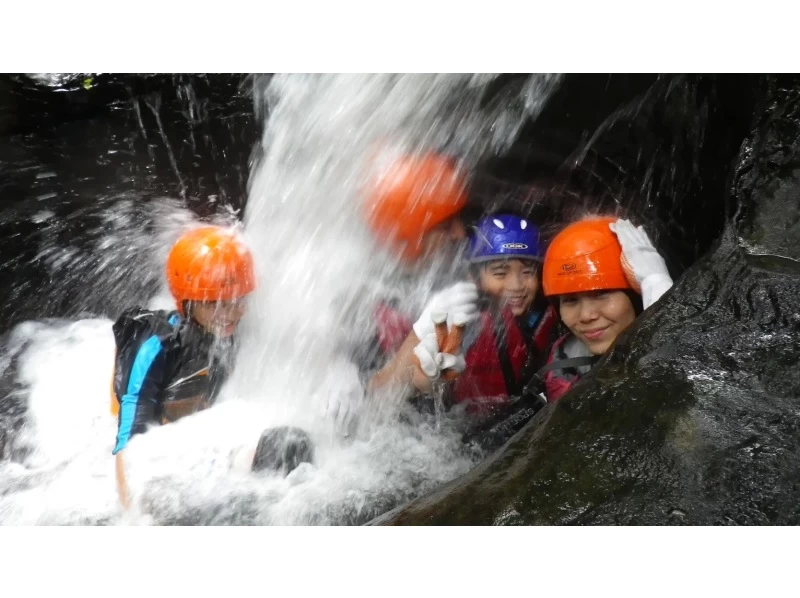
[454,305,557,415]
[372,300,558,415]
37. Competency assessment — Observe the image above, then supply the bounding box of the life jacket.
[453,305,557,415]
[540,333,600,402]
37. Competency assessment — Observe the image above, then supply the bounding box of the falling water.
[0,73,562,525]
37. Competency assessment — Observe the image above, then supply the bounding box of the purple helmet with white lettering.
[467,214,544,263]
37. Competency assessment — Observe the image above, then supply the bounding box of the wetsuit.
[111,308,235,455]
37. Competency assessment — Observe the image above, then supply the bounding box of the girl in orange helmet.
[536,217,673,402]
[110,225,312,508]
[110,225,255,452]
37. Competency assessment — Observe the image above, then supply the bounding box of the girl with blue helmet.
[467,213,546,316]
[412,213,558,418]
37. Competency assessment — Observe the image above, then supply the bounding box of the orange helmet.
[166,225,256,314]
[542,216,638,297]
[362,152,468,262]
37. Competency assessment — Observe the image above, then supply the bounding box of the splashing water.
[0,74,562,525]
[235,73,562,423]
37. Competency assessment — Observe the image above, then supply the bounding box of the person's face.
[558,290,636,355]
[417,215,467,261]
[478,258,540,316]
[190,298,247,338]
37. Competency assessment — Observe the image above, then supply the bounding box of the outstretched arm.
[112,334,169,509]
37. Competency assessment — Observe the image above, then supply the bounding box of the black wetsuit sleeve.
[112,335,171,454]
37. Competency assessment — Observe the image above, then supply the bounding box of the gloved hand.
[321,357,364,434]
[609,219,674,309]
[413,282,479,340]
[412,331,467,381]
[325,390,358,432]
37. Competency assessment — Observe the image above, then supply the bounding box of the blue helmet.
[467,214,544,263]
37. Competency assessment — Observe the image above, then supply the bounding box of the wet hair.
[623,289,644,316]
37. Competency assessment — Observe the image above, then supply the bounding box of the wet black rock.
[0,74,262,333]
[473,74,764,275]
[252,426,315,476]
[732,76,800,261]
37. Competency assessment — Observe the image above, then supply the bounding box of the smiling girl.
[538,216,674,402]
[412,214,557,417]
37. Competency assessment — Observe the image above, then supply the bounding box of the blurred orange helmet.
[363,152,468,262]
[542,216,637,297]
[166,225,256,314]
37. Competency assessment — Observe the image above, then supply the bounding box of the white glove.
[609,219,674,310]
[412,332,467,381]
[413,282,479,340]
